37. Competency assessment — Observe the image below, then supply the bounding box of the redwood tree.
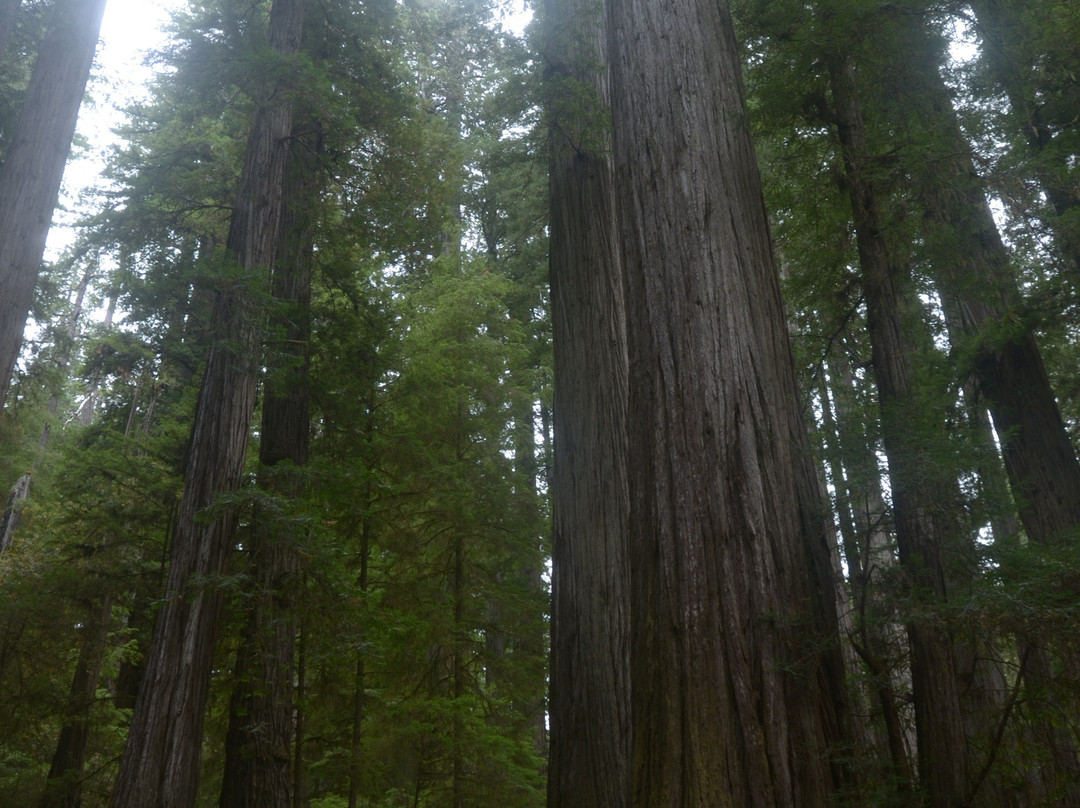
[108,1,305,805]
[217,118,318,808]
[0,0,108,408]
[605,0,851,803]
[827,55,976,808]
[544,0,631,805]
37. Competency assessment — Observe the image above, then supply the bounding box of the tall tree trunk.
[0,0,107,408]
[39,595,114,808]
[896,18,1080,800]
[451,528,465,808]
[0,470,29,552]
[512,397,548,758]
[1,259,100,550]
[346,517,370,808]
[292,623,306,808]
[544,0,631,805]
[605,0,852,803]
[108,2,305,806]
[218,118,317,808]
[2,256,101,550]
[818,354,915,791]
[901,18,1080,550]
[828,55,973,808]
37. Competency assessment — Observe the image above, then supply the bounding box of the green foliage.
[733,0,1080,799]
[8,0,1076,804]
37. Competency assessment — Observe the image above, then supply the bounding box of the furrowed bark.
[108,2,305,806]
[606,0,852,803]
[544,0,631,805]
[218,117,317,808]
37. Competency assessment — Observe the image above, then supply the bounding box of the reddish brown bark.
[218,119,317,808]
[606,0,852,804]
[108,2,305,806]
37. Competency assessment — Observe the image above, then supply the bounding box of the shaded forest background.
[0,0,1077,806]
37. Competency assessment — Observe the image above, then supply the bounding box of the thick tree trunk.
[108,2,305,806]
[544,0,631,806]
[218,118,316,808]
[0,0,107,408]
[828,56,973,808]
[605,0,852,804]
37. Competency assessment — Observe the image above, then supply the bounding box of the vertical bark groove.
[606,0,852,803]
[108,2,305,806]
[544,0,632,805]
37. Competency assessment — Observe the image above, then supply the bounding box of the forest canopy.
[0,0,1078,806]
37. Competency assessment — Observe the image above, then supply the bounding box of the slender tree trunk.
[292,623,306,808]
[828,55,973,808]
[39,595,114,808]
[452,529,465,808]
[544,0,631,804]
[2,259,100,547]
[0,0,107,408]
[818,356,915,790]
[834,349,916,780]
[347,513,371,808]
[0,471,29,552]
[109,3,305,806]
[605,0,852,803]
[504,379,547,756]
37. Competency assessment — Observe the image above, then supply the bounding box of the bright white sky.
[49,0,182,254]
[77,0,182,166]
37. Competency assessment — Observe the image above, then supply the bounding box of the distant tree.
[969,0,1080,279]
[828,56,977,805]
